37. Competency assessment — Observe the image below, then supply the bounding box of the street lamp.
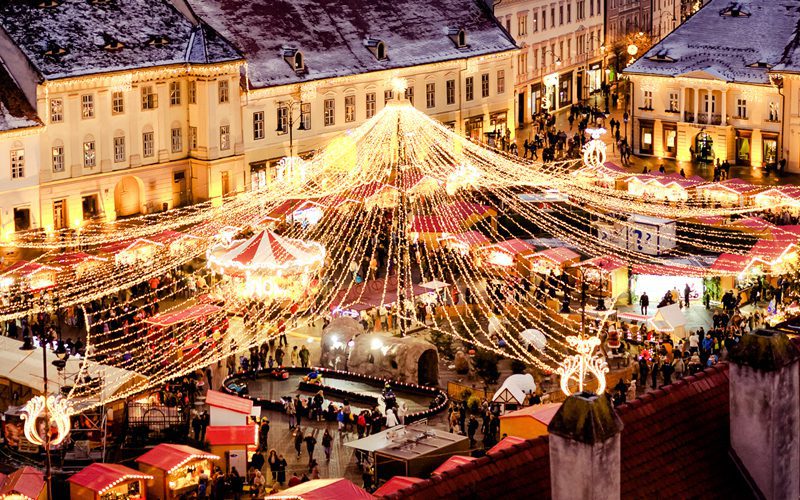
[275,99,309,159]
[541,49,562,112]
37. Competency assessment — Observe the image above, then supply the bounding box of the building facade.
[492,0,605,126]
[605,0,652,79]
[0,0,517,236]
[625,0,797,171]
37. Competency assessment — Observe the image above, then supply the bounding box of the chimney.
[729,329,800,500]
[547,392,623,500]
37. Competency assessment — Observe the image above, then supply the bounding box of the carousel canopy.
[211,230,325,273]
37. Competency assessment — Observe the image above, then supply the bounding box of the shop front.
[529,83,543,117]
[763,132,779,166]
[735,130,751,166]
[558,72,573,109]
[639,120,654,155]
[465,116,484,140]
[586,62,603,94]
[489,111,508,144]
[542,73,559,111]
[695,131,714,162]
[662,123,677,158]
[136,443,219,499]
[69,463,152,500]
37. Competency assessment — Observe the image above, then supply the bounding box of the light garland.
[21,395,73,446]
[557,335,609,396]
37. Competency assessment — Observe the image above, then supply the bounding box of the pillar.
[729,329,800,500]
[679,86,685,121]
[721,89,727,126]
[693,87,699,123]
[706,89,712,124]
[548,393,623,500]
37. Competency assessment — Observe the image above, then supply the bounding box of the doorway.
[763,138,778,166]
[517,91,525,126]
[173,171,187,208]
[221,171,230,196]
[82,195,99,221]
[417,349,439,386]
[695,132,714,162]
[114,176,143,217]
[53,199,67,230]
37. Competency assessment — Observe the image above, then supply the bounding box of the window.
[189,126,198,149]
[590,0,594,16]
[405,87,414,105]
[769,101,779,121]
[481,73,489,98]
[446,80,455,105]
[171,127,182,152]
[384,90,393,104]
[559,41,564,61]
[300,102,311,129]
[596,0,600,16]
[518,14,527,36]
[643,90,653,109]
[219,125,230,150]
[669,91,679,112]
[736,98,747,118]
[52,146,65,172]
[113,136,125,162]
[345,95,355,122]
[704,93,716,113]
[578,0,585,20]
[366,92,376,118]
[324,99,335,126]
[83,140,96,167]
[506,18,511,33]
[253,111,264,140]
[50,99,63,123]
[14,208,30,231]
[466,76,474,101]
[559,4,563,25]
[141,86,157,110]
[81,94,94,119]
[542,9,547,30]
[218,80,229,103]
[142,131,154,157]
[551,6,555,27]
[533,11,538,31]
[518,52,527,75]
[276,106,288,135]
[112,92,124,114]
[497,70,505,94]
[426,83,435,108]
[169,82,181,105]
[188,81,197,104]
[541,47,547,68]
[567,3,571,22]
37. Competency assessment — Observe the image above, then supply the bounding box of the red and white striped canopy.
[210,230,325,274]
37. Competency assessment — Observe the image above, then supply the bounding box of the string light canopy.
[11,77,798,414]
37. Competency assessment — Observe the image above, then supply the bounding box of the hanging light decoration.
[557,335,609,396]
[21,395,73,447]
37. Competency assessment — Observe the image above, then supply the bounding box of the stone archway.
[114,175,144,217]
[417,349,439,386]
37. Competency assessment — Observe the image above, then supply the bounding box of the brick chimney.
[547,392,623,500]
[729,329,800,500]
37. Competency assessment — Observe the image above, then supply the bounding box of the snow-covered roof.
[0,63,40,132]
[186,0,517,89]
[0,0,241,80]
[626,0,800,84]
[492,373,536,405]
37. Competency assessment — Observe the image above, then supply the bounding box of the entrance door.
[577,73,584,101]
[517,91,525,126]
[221,171,230,196]
[695,132,714,162]
[173,171,187,208]
[82,195,99,220]
[114,176,142,217]
[736,136,751,165]
[53,199,67,230]
[764,139,778,166]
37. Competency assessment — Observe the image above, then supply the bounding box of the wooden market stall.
[205,426,257,474]
[434,201,497,230]
[753,186,800,215]
[574,162,626,189]
[571,255,629,304]
[491,373,537,412]
[477,239,537,276]
[68,462,152,500]
[0,466,45,500]
[750,238,799,276]
[437,230,490,255]
[97,238,164,266]
[499,402,561,439]
[431,455,477,475]
[144,304,227,362]
[148,229,201,255]
[267,479,373,500]
[136,443,219,499]
[0,260,59,292]
[373,477,425,497]
[694,178,762,207]
[710,253,753,294]
[528,247,581,275]
[45,252,107,280]
[408,215,463,247]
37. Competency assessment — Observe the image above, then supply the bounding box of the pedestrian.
[286,398,296,429]
[229,467,243,500]
[252,469,265,497]
[291,345,299,367]
[396,402,407,425]
[304,432,317,463]
[250,449,265,474]
[385,408,399,428]
[467,415,479,448]
[258,418,269,451]
[684,283,691,308]
[267,450,280,483]
[192,414,202,441]
[275,346,285,366]
[322,428,333,462]
[299,344,310,368]
[640,291,649,315]
[294,428,304,458]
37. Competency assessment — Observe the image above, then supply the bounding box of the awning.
[145,303,223,328]
[374,476,424,496]
[420,280,450,290]
[68,463,152,493]
[0,467,44,499]
[432,455,476,475]
[205,390,253,415]
[136,443,219,472]
[45,252,107,267]
[267,479,373,500]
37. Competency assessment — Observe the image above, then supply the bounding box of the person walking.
[322,429,333,462]
[640,291,649,315]
[684,283,691,309]
[294,428,304,459]
[258,418,269,451]
[385,408,399,428]
[276,455,287,486]
[286,398,296,429]
[304,432,317,464]
[299,345,310,368]
[467,415,479,448]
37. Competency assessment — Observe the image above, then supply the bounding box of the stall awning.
[751,239,798,264]
[145,303,223,328]
[533,247,581,266]
[572,255,626,272]
[206,390,253,415]
[97,237,163,255]
[438,231,490,248]
[432,455,476,475]
[331,276,427,312]
[484,238,536,256]
[0,467,44,499]
[3,260,59,277]
[205,425,256,446]
[136,443,219,472]
[68,463,152,493]
[373,476,424,496]
[148,229,198,246]
[267,479,373,500]
[46,252,106,267]
[409,215,461,234]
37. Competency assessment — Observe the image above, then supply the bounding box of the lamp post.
[275,99,309,160]
[540,49,562,112]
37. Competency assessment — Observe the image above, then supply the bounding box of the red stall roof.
[533,247,581,265]
[439,230,491,247]
[145,303,223,328]
[148,229,198,245]
[487,435,527,454]
[68,463,153,493]
[205,425,256,446]
[572,255,627,272]
[409,215,461,233]
[751,239,798,264]
[710,253,752,274]
[4,260,59,277]
[136,443,219,472]
[431,455,476,475]
[205,389,253,415]
[268,478,374,500]
[0,466,44,499]
[484,239,535,256]
[374,477,424,496]
[46,252,106,267]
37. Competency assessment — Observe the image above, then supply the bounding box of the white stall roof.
[492,373,537,405]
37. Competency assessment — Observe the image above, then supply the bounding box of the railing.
[710,114,722,125]
[683,111,695,123]
[697,112,708,123]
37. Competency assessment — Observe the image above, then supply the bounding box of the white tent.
[420,280,450,290]
[492,373,536,406]
[520,329,547,351]
[648,303,687,339]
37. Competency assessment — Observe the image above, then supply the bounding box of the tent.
[267,479,373,499]
[408,215,463,246]
[519,329,547,352]
[1,260,60,291]
[492,373,536,408]
[649,303,687,339]
[478,239,537,276]
[207,230,326,278]
[499,403,561,439]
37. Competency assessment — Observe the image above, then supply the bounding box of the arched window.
[458,29,466,47]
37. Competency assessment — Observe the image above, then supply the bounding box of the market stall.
[144,303,227,361]
[477,239,537,276]
[726,216,776,238]
[46,252,107,280]
[630,263,706,308]
[753,186,800,215]
[0,466,45,500]
[136,443,219,499]
[97,238,164,266]
[0,261,59,292]
[649,303,688,339]
[574,162,626,189]
[695,178,762,207]
[205,426,257,473]
[431,455,477,475]
[267,479,373,500]
[571,255,628,303]
[408,215,462,247]
[528,247,581,275]
[373,477,425,496]
[435,201,497,229]
[68,462,152,500]
[437,230,490,255]
[491,373,536,412]
[750,238,799,276]
[148,229,201,255]
[396,172,441,197]
[499,402,561,439]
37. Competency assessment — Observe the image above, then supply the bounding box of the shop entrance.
[764,138,778,166]
[695,132,714,162]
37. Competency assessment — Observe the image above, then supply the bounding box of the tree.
[473,349,500,385]
[429,328,455,359]
[510,359,527,374]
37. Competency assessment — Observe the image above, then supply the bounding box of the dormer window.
[281,46,306,75]
[446,27,467,49]
[147,35,170,48]
[43,42,68,58]
[647,51,675,63]
[748,61,772,69]
[89,0,111,5]
[720,3,751,17]
[102,34,124,51]
[38,0,59,8]
[364,38,387,61]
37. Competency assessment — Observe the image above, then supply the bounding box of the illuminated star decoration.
[582,127,607,169]
[557,335,609,396]
[21,395,73,447]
